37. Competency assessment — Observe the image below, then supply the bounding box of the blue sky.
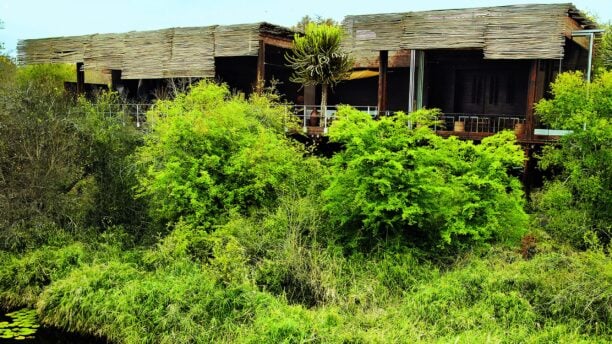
[1,0,611,56]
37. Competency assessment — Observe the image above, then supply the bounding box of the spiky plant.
[285,23,353,120]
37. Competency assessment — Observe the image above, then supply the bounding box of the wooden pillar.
[256,40,266,94]
[377,50,388,115]
[76,62,85,95]
[525,60,539,141]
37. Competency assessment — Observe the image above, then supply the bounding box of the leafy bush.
[533,71,612,247]
[135,81,320,229]
[0,65,92,248]
[0,243,86,308]
[0,64,145,250]
[74,92,146,233]
[324,107,528,249]
[535,71,612,130]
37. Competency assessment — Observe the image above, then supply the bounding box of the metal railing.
[289,105,380,134]
[86,103,528,138]
[87,103,151,128]
[433,113,526,134]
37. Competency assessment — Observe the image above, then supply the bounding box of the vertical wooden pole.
[256,40,266,94]
[76,62,85,95]
[377,50,388,115]
[525,60,539,141]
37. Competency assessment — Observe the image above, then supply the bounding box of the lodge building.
[17,3,598,144]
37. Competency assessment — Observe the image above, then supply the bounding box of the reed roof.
[342,3,596,60]
[17,23,293,79]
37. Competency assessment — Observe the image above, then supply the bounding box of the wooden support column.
[525,60,539,141]
[377,50,388,115]
[256,40,266,94]
[76,62,85,95]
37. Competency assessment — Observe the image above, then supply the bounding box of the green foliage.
[75,92,146,232]
[0,308,39,340]
[0,243,86,308]
[0,56,15,87]
[0,64,145,250]
[285,22,353,116]
[534,71,612,130]
[0,65,92,249]
[292,15,337,33]
[324,107,528,249]
[2,230,610,343]
[533,71,612,247]
[286,23,353,88]
[596,25,612,71]
[135,81,319,229]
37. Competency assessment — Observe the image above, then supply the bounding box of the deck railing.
[289,105,381,134]
[86,103,151,128]
[87,103,528,138]
[433,113,526,134]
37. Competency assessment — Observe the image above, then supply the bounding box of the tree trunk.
[321,83,328,127]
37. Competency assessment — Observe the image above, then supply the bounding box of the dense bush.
[135,81,322,229]
[0,63,145,250]
[324,108,528,249]
[533,71,612,247]
[0,64,609,343]
[74,92,146,233]
[1,233,608,343]
[0,64,91,250]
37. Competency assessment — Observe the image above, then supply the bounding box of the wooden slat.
[17,22,294,80]
[342,3,588,60]
[214,23,260,57]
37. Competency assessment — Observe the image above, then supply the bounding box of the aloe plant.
[286,23,353,120]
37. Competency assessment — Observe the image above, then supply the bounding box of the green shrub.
[0,243,86,308]
[0,64,146,250]
[135,81,319,230]
[324,107,527,250]
[533,71,612,247]
[74,92,146,233]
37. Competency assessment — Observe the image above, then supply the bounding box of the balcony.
[290,105,380,136]
[288,106,526,139]
[433,113,526,140]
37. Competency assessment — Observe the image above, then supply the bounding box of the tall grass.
[1,218,609,343]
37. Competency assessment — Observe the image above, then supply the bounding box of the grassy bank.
[1,225,610,343]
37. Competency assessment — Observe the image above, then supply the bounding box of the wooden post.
[256,40,266,94]
[377,50,388,115]
[525,60,539,141]
[76,62,85,95]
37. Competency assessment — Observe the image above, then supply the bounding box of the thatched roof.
[342,3,596,60]
[17,22,293,79]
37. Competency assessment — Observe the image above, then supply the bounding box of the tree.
[532,71,611,247]
[0,64,145,251]
[292,15,337,33]
[323,107,528,250]
[597,25,612,71]
[285,23,353,120]
[0,19,4,52]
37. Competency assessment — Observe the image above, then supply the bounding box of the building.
[334,3,596,142]
[17,3,597,143]
[18,23,299,102]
